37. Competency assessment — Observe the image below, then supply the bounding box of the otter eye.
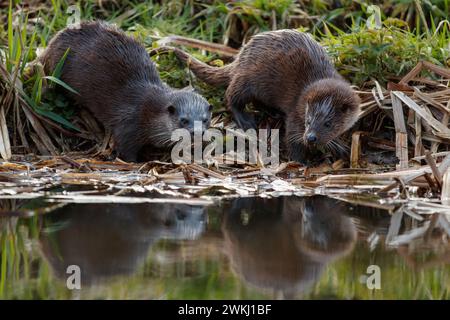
[324,121,332,128]
[167,105,176,115]
[343,104,354,112]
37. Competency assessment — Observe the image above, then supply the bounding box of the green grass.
[322,19,450,85]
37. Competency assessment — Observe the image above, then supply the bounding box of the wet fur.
[40,22,211,162]
[153,30,360,164]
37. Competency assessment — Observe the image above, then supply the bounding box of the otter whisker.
[287,132,304,143]
[325,139,348,157]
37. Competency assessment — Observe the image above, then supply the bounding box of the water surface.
[0,195,448,299]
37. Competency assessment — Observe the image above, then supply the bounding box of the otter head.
[141,87,212,148]
[301,79,360,146]
[167,87,212,135]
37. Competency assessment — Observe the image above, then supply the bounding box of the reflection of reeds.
[0,213,39,298]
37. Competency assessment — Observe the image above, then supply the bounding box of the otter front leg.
[232,107,256,131]
[113,127,143,162]
[115,141,141,162]
[226,79,256,130]
[288,141,312,166]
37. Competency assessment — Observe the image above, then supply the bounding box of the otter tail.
[150,46,232,87]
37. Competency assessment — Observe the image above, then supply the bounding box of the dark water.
[0,196,449,299]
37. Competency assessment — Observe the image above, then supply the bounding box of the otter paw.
[233,112,257,130]
[105,150,118,161]
[236,118,257,131]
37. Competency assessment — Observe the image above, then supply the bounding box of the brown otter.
[152,30,361,164]
[40,22,212,162]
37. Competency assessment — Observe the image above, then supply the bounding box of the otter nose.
[179,117,192,130]
[306,133,317,143]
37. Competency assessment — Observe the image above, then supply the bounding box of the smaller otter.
[152,30,360,164]
[40,22,212,162]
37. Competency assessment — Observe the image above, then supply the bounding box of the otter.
[40,22,212,162]
[152,30,361,164]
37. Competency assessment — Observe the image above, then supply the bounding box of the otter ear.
[342,95,361,113]
[167,105,176,115]
[208,104,213,112]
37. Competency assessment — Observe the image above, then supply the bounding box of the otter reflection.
[40,203,206,285]
[222,196,357,298]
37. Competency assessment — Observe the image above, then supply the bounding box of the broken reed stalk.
[350,131,365,168]
[399,61,450,85]
[391,92,409,169]
[414,112,422,159]
[424,151,442,187]
[0,105,11,160]
[393,91,450,138]
[155,35,239,57]
[441,169,450,205]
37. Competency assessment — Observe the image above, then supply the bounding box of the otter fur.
[40,22,212,162]
[152,30,360,164]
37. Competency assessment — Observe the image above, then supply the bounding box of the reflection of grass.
[309,242,450,300]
